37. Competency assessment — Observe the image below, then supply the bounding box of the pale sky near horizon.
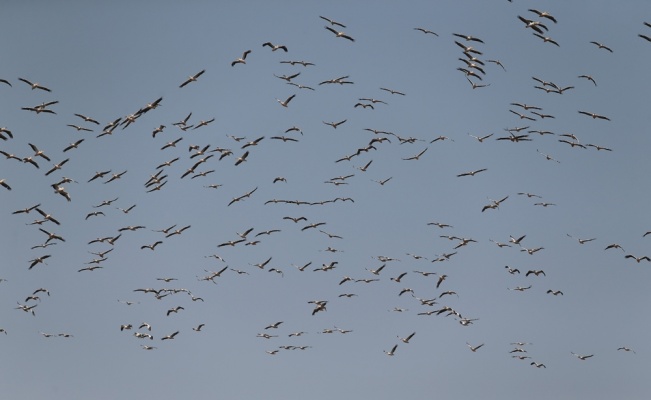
[1,1,651,399]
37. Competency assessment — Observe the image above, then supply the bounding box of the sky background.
[1,1,651,399]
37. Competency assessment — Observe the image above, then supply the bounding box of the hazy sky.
[2,1,651,399]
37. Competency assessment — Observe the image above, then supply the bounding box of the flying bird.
[324,26,355,42]
[323,119,347,129]
[578,111,611,121]
[319,15,346,28]
[383,344,398,356]
[625,254,651,263]
[578,75,597,86]
[402,147,428,161]
[415,27,438,36]
[231,50,252,66]
[18,77,52,92]
[466,342,484,352]
[590,41,613,52]
[517,16,549,34]
[179,69,205,88]
[528,9,557,23]
[457,168,487,177]
[262,42,288,52]
[275,94,296,107]
[571,352,594,360]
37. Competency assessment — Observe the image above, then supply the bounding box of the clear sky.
[2,1,651,399]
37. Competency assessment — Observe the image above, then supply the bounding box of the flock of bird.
[2,6,650,388]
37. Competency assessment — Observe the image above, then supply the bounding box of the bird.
[586,144,613,152]
[383,344,398,356]
[457,168,487,177]
[532,33,559,46]
[67,124,93,132]
[547,290,563,296]
[262,42,288,52]
[453,33,484,43]
[380,88,406,96]
[166,306,185,316]
[231,50,252,66]
[414,27,438,36]
[165,225,191,238]
[251,256,272,270]
[241,136,264,149]
[590,41,613,52]
[526,270,546,277]
[511,103,542,111]
[365,264,386,275]
[578,75,597,86]
[161,331,179,340]
[509,235,526,245]
[104,170,127,184]
[0,150,21,161]
[0,179,11,191]
[116,204,136,214]
[18,77,52,92]
[466,77,490,89]
[566,234,596,244]
[280,60,314,67]
[63,139,85,152]
[457,67,483,80]
[234,151,249,166]
[604,243,625,252]
[192,118,215,130]
[255,229,281,237]
[88,170,112,183]
[275,94,296,107]
[617,346,636,354]
[466,342,484,352]
[302,222,326,231]
[372,177,393,186]
[50,183,71,201]
[286,84,313,93]
[571,352,594,360]
[38,228,65,244]
[625,255,651,263]
[324,26,355,42]
[179,69,205,88]
[264,321,284,330]
[28,143,51,161]
[558,139,586,149]
[578,111,610,121]
[323,120,347,129]
[496,268,518,280]
[486,59,506,71]
[44,159,70,176]
[528,9,557,23]
[320,15,346,28]
[28,255,51,269]
[192,324,205,332]
[509,109,537,121]
[401,147,428,161]
[517,16,549,34]
[455,41,482,55]
[161,138,183,150]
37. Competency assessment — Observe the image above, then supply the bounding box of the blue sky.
[2,1,651,399]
